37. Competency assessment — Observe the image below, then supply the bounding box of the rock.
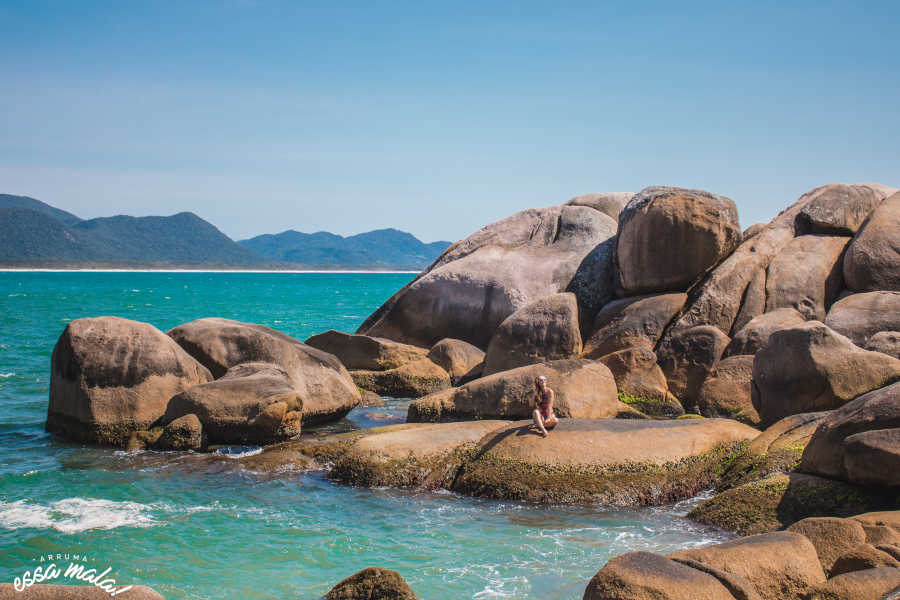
[330,421,509,488]
[688,472,894,536]
[595,346,683,417]
[615,186,741,295]
[867,331,900,360]
[47,316,213,446]
[786,517,868,575]
[155,413,203,450]
[696,355,759,425]
[0,584,165,599]
[668,531,826,600]
[324,567,418,600]
[582,292,687,358]
[583,551,738,600]
[801,381,900,480]
[752,322,900,426]
[357,204,618,348]
[796,183,893,235]
[853,511,900,532]
[844,191,900,292]
[358,390,386,407]
[304,330,428,370]
[565,192,632,221]
[830,544,900,577]
[732,266,769,334]
[764,234,850,320]
[717,412,829,491]
[408,359,633,422]
[725,308,807,357]
[167,318,360,424]
[743,222,767,239]
[843,428,900,487]
[825,291,900,347]
[482,293,582,375]
[351,358,451,398]
[809,568,900,600]
[452,418,757,505]
[165,363,303,445]
[426,338,484,384]
[657,325,731,404]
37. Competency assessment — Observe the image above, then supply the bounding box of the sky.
[1,1,899,243]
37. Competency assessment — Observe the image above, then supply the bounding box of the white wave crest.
[0,498,157,533]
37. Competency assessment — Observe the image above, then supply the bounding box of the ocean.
[0,271,732,599]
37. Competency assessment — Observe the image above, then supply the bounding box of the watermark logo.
[13,553,133,596]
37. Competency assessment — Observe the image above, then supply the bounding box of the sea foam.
[0,498,157,533]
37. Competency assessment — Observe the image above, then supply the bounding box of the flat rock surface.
[349,420,511,459]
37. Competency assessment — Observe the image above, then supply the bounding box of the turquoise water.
[0,272,732,599]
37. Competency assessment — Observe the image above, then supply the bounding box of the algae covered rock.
[155,413,204,450]
[324,566,418,600]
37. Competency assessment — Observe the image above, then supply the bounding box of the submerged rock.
[324,567,418,600]
[303,330,427,370]
[47,316,213,446]
[844,190,900,292]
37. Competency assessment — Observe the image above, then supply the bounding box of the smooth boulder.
[324,567,418,600]
[752,322,900,426]
[824,291,900,347]
[657,325,730,404]
[596,346,683,417]
[786,517,868,575]
[156,413,204,450]
[842,428,900,487]
[357,204,618,348]
[697,355,759,424]
[47,316,213,445]
[844,190,900,292]
[867,331,900,359]
[764,234,850,320]
[725,307,807,357]
[565,192,632,221]
[304,329,427,370]
[796,183,893,235]
[0,584,164,599]
[582,292,686,358]
[425,338,484,384]
[351,358,451,398]
[810,568,900,600]
[615,186,741,295]
[482,293,582,375]
[408,359,632,422]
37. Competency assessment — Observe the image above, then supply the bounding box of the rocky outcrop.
[165,362,303,445]
[304,329,427,370]
[867,331,900,359]
[581,292,686,358]
[796,183,893,235]
[453,418,757,504]
[0,584,165,599]
[482,293,582,375]
[801,381,900,485]
[830,544,900,576]
[357,204,618,348]
[426,338,484,384]
[752,322,900,426]
[824,291,900,346]
[615,186,741,295]
[595,345,683,417]
[786,517,869,575]
[565,192,632,221]
[657,325,730,404]
[324,567,418,600]
[763,234,849,320]
[810,567,900,600]
[407,359,633,422]
[843,190,900,292]
[156,413,203,450]
[47,316,213,445]
[167,318,360,424]
[724,307,806,357]
[351,358,451,398]
[696,355,759,425]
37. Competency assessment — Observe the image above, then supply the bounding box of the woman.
[532,375,559,437]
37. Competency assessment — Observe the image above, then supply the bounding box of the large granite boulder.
[595,345,683,417]
[657,325,731,404]
[565,192,632,221]
[764,234,850,320]
[453,418,757,504]
[824,291,900,347]
[786,517,869,575]
[303,330,427,370]
[482,293,582,375]
[796,183,894,235]
[350,358,451,398]
[697,354,759,425]
[324,567,418,600]
[581,292,686,358]
[615,186,741,295]
[801,382,900,484]
[867,331,900,359]
[844,191,900,292]
[357,204,618,348]
[47,316,213,445]
[810,567,900,600]
[0,584,165,599]
[752,322,900,426]
[167,318,360,424]
[165,362,303,444]
[425,338,484,385]
[724,307,807,357]
[407,359,632,422]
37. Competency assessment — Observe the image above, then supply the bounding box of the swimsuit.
[539,389,551,419]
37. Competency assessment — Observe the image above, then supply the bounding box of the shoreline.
[0,268,421,274]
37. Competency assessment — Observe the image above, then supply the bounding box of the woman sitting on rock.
[532,376,558,437]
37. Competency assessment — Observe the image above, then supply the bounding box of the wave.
[0,373,15,379]
[0,498,157,533]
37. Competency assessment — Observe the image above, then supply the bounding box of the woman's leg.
[545,412,559,429]
[532,409,549,436]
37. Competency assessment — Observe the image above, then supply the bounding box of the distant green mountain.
[240,228,451,267]
[0,194,83,226]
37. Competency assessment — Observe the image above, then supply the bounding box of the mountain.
[239,228,451,267]
[0,194,83,226]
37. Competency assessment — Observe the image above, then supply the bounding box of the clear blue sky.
[1,1,898,242]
